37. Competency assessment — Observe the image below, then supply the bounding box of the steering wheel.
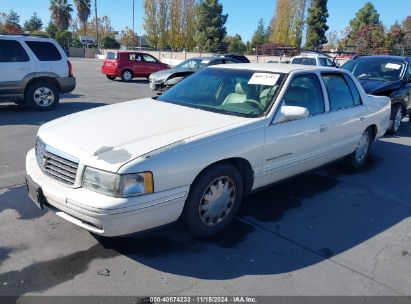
[244,99,265,112]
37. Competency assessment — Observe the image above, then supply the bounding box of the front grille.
[35,138,79,185]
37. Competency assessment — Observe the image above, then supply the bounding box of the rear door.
[127,53,145,76]
[320,72,368,159]
[0,38,33,82]
[24,40,66,76]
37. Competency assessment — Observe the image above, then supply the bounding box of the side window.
[208,59,223,66]
[322,73,355,110]
[224,59,238,64]
[0,40,29,62]
[326,58,334,66]
[25,41,62,61]
[142,54,158,63]
[319,58,328,66]
[344,75,362,106]
[282,73,325,116]
[128,53,141,61]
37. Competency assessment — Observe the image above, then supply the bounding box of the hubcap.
[123,71,132,81]
[394,107,402,131]
[33,87,54,107]
[199,176,236,227]
[355,131,370,163]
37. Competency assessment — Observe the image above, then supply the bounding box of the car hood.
[38,99,246,172]
[359,79,402,95]
[150,68,195,82]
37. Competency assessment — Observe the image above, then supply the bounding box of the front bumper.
[25,149,189,237]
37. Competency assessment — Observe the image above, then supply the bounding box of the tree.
[101,35,120,49]
[403,16,411,52]
[194,0,228,52]
[49,0,73,31]
[157,0,169,50]
[74,0,91,35]
[169,0,182,51]
[225,34,247,54]
[305,0,329,49]
[55,30,72,49]
[270,0,307,47]
[181,0,196,50]
[23,12,43,32]
[324,30,339,51]
[46,20,59,38]
[143,0,158,48]
[349,2,380,37]
[250,19,268,49]
[120,26,139,49]
[386,22,404,54]
[0,12,7,32]
[352,24,386,54]
[5,10,22,33]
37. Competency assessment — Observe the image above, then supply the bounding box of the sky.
[0,0,410,42]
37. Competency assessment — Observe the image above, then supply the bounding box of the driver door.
[261,73,331,185]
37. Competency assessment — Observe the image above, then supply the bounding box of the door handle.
[320,125,328,133]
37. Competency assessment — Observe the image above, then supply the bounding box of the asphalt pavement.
[0,58,410,297]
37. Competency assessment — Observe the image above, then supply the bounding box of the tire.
[121,70,133,82]
[182,164,244,238]
[24,81,59,111]
[106,75,116,80]
[388,103,403,134]
[347,127,372,169]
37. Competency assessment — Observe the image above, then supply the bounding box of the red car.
[101,51,170,82]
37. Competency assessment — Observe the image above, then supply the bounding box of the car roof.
[351,55,408,61]
[210,63,340,74]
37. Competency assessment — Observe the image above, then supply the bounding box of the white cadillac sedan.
[26,64,391,237]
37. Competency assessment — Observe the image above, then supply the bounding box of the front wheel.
[388,104,403,134]
[24,81,59,111]
[182,164,244,237]
[347,128,372,169]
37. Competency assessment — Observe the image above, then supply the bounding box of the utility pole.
[95,0,99,51]
[132,0,135,49]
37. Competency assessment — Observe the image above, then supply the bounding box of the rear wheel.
[182,164,243,237]
[121,70,133,82]
[24,81,59,111]
[388,104,403,134]
[347,127,372,169]
[106,75,116,80]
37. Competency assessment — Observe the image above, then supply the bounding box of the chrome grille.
[35,138,79,185]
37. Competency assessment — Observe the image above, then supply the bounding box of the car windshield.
[174,59,207,71]
[157,68,286,118]
[342,58,406,81]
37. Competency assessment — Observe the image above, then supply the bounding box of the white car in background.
[25,64,391,237]
[291,52,338,67]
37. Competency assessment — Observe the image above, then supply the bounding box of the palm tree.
[49,0,73,31]
[74,0,91,35]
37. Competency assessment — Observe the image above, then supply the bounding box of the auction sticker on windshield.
[385,63,402,70]
[248,73,280,86]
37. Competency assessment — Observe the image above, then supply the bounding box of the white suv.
[291,52,337,67]
[0,34,76,111]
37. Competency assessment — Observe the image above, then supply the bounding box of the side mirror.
[274,105,309,124]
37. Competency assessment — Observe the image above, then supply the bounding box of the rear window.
[0,40,29,62]
[25,41,62,61]
[292,57,317,66]
[106,52,117,60]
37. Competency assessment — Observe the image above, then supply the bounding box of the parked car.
[342,55,411,134]
[212,53,250,63]
[149,56,241,94]
[291,51,337,67]
[26,64,390,238]
[267,60,290,64]
[0,33,76,111]
[101,51,169,82]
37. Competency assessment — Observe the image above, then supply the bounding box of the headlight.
[165,76,185,86]
[82,167,153,198]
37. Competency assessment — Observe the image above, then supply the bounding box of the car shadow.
[0,101,107,127]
